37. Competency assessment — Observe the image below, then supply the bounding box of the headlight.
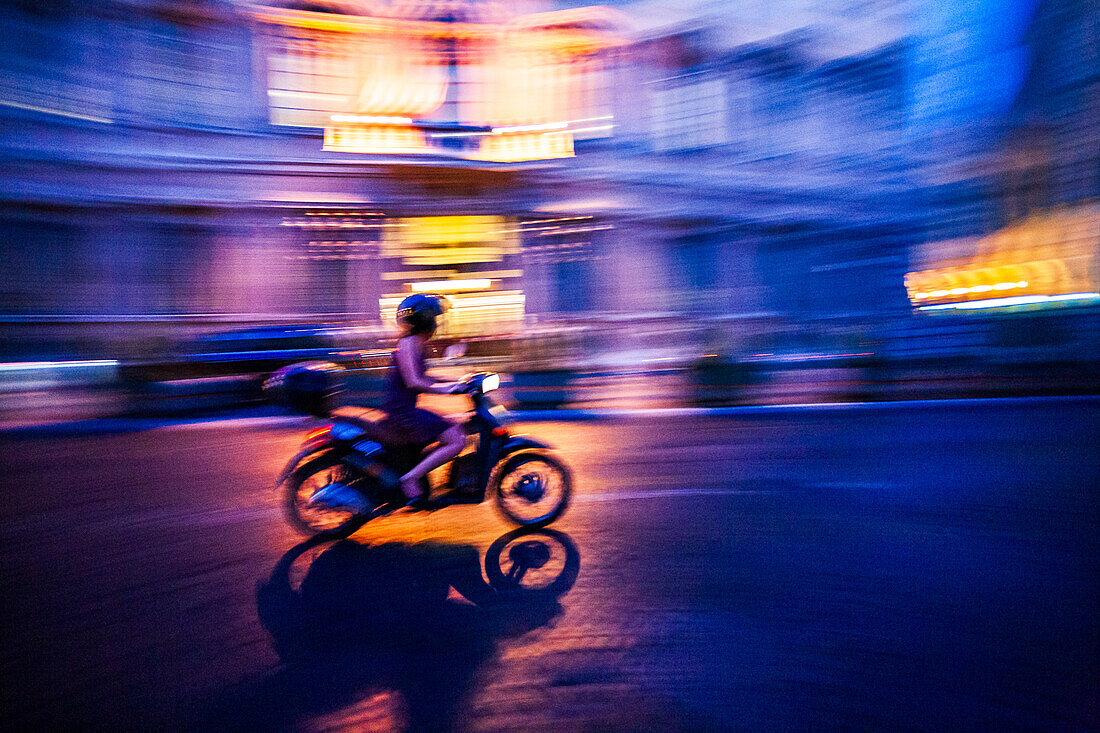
[481,373,500,392]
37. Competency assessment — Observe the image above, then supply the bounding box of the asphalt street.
[1,398,1098,731]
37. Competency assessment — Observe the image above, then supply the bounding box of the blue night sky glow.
[907,0,1040,128]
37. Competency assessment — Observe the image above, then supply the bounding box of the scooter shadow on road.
[209,528,580,731]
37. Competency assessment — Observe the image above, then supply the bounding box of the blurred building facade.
[1,0,631,349]
[0,0,1095,360]
[556,6,915,328]
[907,0,1099,321]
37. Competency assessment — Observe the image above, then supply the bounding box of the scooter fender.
[275,439,340,487]
[500,435,552,455]
[485,436,553,488]
[488,437,562,498]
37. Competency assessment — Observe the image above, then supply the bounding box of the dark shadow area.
[202,528,579,731]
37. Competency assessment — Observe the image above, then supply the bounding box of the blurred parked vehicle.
[119,324,390,384]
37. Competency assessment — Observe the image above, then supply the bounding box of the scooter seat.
[336,414,433,455]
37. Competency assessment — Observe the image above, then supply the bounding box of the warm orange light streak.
[255,2,623,159]
[252,6,626,49]
[410,279,493,292]
[323,124,428,153]
[906,204,1100,308]
[305,425,333,442]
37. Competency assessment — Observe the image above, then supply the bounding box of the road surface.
[2,398,1098,730]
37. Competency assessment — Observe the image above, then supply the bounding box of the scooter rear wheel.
[283,453,370,539]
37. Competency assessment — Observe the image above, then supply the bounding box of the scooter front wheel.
[282,453,370,539]
[492,451,572,528]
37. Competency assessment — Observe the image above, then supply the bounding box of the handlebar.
[458,372,500,395]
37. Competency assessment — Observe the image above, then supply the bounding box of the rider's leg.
[400,424,465,500]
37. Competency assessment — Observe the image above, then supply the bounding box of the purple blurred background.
[1,0,1097,418]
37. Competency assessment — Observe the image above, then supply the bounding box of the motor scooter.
[276,370,573,539]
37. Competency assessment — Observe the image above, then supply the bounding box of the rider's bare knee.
[442,425,465,451]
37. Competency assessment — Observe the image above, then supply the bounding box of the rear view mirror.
[443,342,467,360]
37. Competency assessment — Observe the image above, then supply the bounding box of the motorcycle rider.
[381,293,468,509]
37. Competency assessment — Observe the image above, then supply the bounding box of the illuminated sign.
[382,215,519,265]
[906,204,1100,311]
[377,214,525,333]
[411,278,492,292]
[252,1,625,160]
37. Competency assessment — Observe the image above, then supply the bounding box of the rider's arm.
[396,337,461,395]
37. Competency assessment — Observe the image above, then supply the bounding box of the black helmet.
[396,293,449,335]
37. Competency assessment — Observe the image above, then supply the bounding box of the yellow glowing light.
[410,279,492,292]
[330,113,413,125]
[474,131,574,162]
[380,289,525,335]
[393,216,513,247]
[905,203,1099,309]
[383,270,456,280]
[492,121,568,134]
[919,293,1100,311]
[255,1,623,161]
[449,292,525,308]
[381,218,521,296]
[566,124,615,136]
[399,249,509,266]
[322,124,429,154]
[268,89,350,103]
[380,291,525,307]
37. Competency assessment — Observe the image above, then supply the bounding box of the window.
[651,76,728,151]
